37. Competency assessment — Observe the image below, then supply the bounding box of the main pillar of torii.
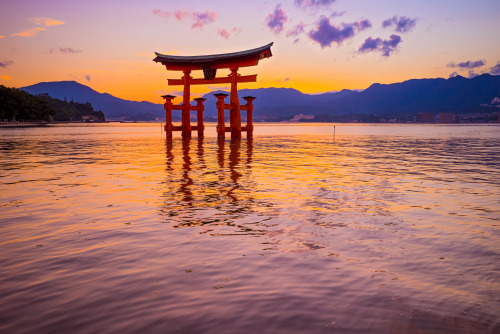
[153,43,273,139]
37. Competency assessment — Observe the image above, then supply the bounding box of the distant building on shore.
[438,112,457,123]
[416,112,434,123]
[290,114,315,122]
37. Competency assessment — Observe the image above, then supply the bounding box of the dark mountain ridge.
[21,81,162,119]
[20,74,500,120]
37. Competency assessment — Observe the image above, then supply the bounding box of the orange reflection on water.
[160,136,270,236]
[1,124,499,333]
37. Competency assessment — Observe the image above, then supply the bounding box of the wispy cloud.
[0,36,5,39]
[29,17,64,27]
[217,29,230,40]
[266,4,288,34]
[308,16,371,48]
[60,47,82,54]
[1,75,11,81]
[468,70,479,78]
[152,9,170,19]
[287,22,306,37]
[174,10,190,20]
[12,27,46,37]
[449,71,459,78]
[489,62,500,75]
[382,16,417,33]
[447,59,486,69]
[49,47,82,54]
[85,75,91,81]
[0,60,14,68]
[11,17,64,38]
[153,9,216,29]
[330,11,345,18]
[358,34,402,57]
[294,0,336,10]
[217,27,242,40]
[207,86,229,92]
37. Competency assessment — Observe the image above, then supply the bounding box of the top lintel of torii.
[153,42,273,72]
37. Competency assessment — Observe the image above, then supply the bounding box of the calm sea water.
[1,123,499,333]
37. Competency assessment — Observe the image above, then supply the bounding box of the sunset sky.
[1,0,499,104]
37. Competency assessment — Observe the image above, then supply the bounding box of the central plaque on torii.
[153,42,273,139]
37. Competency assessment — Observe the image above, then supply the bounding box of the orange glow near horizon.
[0,1,499,104]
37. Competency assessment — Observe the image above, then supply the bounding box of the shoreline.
[0,122,49,128]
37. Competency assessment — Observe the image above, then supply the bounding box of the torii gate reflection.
[154,43,273,139]
[165,137,253,203]
[162,137,262,234]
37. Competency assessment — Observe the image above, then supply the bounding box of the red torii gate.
[153,42,273,139]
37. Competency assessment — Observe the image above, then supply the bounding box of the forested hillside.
[0,85,105,122]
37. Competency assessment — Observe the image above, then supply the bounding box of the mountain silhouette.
[20,81,163,119]
[20,75,500,120]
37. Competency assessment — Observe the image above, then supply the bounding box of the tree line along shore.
[0,85,105,124]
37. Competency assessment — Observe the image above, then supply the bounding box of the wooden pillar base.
[162,94,176,139]
[214,93,228,140]
[194,97,206,138]
[243,96,256,138]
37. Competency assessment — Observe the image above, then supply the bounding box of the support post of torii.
[162,94,175,138]
[182,70,192,138]
[229,67,241,139]
[243,96,256,137]
[153,43,273,139]
[214,93,228,139]
[194,97,206,138]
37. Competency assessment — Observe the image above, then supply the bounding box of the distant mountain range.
[21,74,500,121]
[21,81,162,120]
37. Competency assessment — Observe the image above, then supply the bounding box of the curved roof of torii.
[153,42,273,71]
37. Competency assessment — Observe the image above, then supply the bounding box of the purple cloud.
[308,16,371,48]
[359,34,402,57]
[447,59,486,69]
[85,75,91,81]
[330,11,345,18]
[49,47,82,54]
[153,9,216,29]
[59,47,82,54]
[468,70,479,78]
[191,11,217,29]
[489,62,500,75]
[286,22,305,37]
[382,16,417,33]
[358,37,380,52]
[449,71,459,78]
[266,5,287,34]
[0,60,14,68]
[295,0,336,9]
[354,19,372,31]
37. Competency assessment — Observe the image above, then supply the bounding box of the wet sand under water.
[1,123,499,333]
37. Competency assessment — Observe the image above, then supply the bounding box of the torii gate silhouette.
[153,42,273,139]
